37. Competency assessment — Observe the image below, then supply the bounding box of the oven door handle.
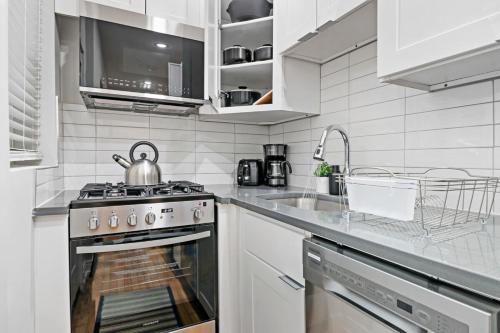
[76,231,211,254]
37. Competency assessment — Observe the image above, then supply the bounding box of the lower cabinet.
[217,204,307,333]
[241,250,306,333]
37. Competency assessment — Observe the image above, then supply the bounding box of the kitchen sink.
[258,192,347,212]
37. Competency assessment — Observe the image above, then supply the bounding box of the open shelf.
[199,104,313,125]
[221,16,273,50]
[220,60,273,88]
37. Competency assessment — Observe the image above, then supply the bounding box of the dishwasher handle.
[279,275,305,291]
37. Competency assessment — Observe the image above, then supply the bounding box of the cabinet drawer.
[240,209,306,283]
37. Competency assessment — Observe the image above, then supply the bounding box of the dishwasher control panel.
[304,239,473,333]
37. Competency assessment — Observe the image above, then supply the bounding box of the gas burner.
[77,181,206,201]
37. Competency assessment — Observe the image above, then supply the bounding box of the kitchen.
[2,0,500,332]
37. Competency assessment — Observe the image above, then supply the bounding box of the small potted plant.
[314,162,333,194]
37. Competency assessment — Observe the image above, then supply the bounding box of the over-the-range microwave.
[79,9,205,116]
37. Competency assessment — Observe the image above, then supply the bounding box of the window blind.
[8,0,43,161]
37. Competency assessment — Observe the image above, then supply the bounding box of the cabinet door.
[55,0,79,16]
[276,0,317,53]
[378,0,500,79]
[146,0,203,27]
[317,0,368,30]
[241,251,305,333]
[201,0,220,109]
[83,0,145,14]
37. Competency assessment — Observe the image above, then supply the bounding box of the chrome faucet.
[313,125,351,175]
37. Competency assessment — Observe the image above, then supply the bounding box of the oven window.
[70,225,215,333]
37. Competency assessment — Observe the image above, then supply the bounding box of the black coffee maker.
[263,144,292,187]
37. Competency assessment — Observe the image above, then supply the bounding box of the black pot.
[253,44,273,62]
[227,0,273,23]
[224,86,261,106]
[223,45,252,65]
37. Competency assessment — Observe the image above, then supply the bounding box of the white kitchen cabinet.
[34,214,71,333]
[83,0,146,14]
[317,0,368,30]
[280,0,376,64]
[276,0,317,53]
[200,0,320,124]
[378,0,500,90]
[147,0,204,28]
[55,0,79,16]
[241,251,305,333]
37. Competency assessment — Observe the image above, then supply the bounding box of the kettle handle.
[130,141,159,163]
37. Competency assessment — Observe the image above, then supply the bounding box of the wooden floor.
[72,247,205,333]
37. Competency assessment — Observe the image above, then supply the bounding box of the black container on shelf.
[329,165,342,195]
[226,0,273,23]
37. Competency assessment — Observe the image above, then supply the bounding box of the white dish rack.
[336,167,499,239]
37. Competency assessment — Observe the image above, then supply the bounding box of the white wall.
[61,103,270,188]
[1,1,36,332]
[272,42,499,188]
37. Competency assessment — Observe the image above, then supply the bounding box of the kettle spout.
[113,154,131,169]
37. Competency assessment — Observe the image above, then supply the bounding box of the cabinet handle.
[298,32,318,42]
[279,275,305,291]
[316,20,336,32]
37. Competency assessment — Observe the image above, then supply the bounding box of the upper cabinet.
[199,0,321,124]
[378,0,500,91]
[146,0,205,28]
[83,0,145,14]
[280,0,376,64]
[276,0,317,54]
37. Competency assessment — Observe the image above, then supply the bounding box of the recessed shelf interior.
[220,60,273,89]
[221,16,274,50]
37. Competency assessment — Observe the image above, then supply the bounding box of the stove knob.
[127,213,137,227]
[88,216,100,230]
[193,208,202,221]
[145,212,156,225]
[108,213,119,228]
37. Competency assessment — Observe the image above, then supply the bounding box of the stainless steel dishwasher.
[304,237,500,333]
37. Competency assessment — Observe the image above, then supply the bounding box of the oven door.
[306,282,424,333]
[69,224,216,333]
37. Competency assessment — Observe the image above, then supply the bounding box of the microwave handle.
[323,281,423,333]
[76,231,211,254]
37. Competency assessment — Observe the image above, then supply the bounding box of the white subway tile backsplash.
[65,164,95,176]
[349,73,387,94]
[64,150,95,164]
[349,57,377,80]
[196,131,234,143]
[235,124,269,135]
[197,152,234,164]
[150,116,196,130]
[196,121,234,133]
[349,85,405,109]
[350,116,404,137]
[349,42,376,65]
[64,137,96,151]
[96,112,150,128]
[97,126,149,139]
[406,148,493,169]
[196,142,235,153]
[406,82,492,114]
[235,133,269,144]
[495,80,500,101]
[270,134,284,144]
[284,129,311,143]
[284,118,311,132]
[195,162,234,174]
[351,150,405,167]
[150,129,195,141]
[63,110,95,125]
[321,82,349,102]
[63,124,96,137]
[269,123,284,135]
[311,111,349,129]
[321,68,349,89]
[321,96,349,114]
[350,133,405,151]
[234,144,262,154]
[196,173,234,185]
[406,103,493,132]
[350,99,404,123]
[321,54,348,77]
[406,126,493,150]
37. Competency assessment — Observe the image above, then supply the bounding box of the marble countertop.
[33,185,500,301]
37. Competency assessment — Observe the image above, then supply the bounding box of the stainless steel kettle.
[112,141,162,185]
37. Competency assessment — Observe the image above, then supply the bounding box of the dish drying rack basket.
[334,167,500,237]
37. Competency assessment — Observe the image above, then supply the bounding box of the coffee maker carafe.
[263,144,292,187]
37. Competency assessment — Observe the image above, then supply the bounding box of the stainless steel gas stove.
[69,181,216,333]
[70,181,215,238]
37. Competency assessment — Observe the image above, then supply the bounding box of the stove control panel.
[70,199,215,238]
